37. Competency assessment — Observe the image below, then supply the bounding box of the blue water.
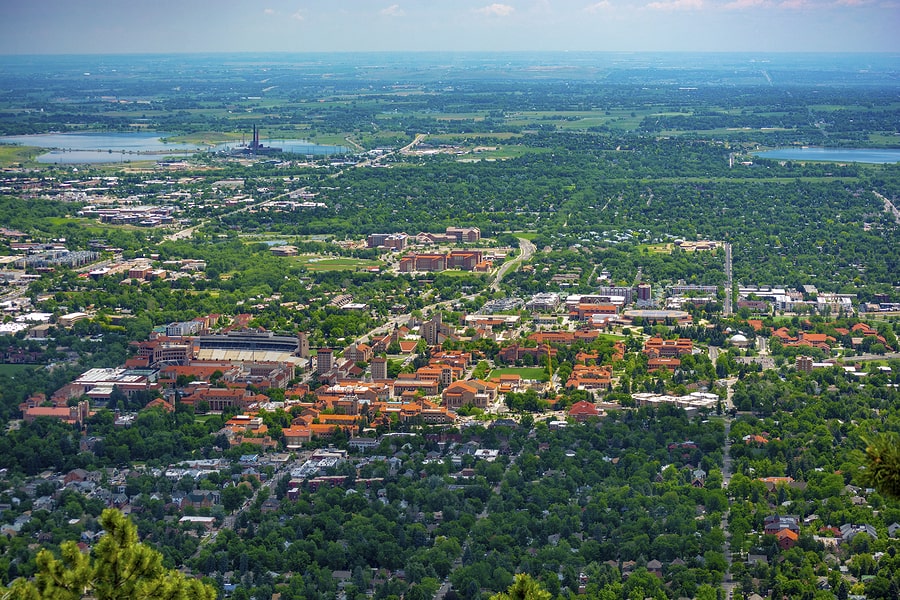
[754,147,900,164]
[0,131,348,164]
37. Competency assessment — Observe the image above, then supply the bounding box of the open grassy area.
[430,132,522,142]
[193,413,223,425]
[0,364,40,376]
[294,255,383,272]
[43,217,147,234]
[595,333,628,341]
[488,367,548,381]
[0,144,42,168]
[867,133,900,148]
[458,145,547,160]
[641,243,674,254]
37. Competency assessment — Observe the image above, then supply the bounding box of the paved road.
[872,190,900,224]
[851,352,900,361]
[723,243,733,317]
[721,412,736,597]
[490,236,535,292]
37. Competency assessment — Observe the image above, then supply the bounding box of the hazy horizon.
[2,1,898,55]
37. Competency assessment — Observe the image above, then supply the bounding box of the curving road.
[491,236,535,292]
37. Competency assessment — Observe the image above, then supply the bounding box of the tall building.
[597,286,634,304]
[297,332,310,358]
[421,312,452,346]
[637,283,652,303]
[371,356,388,381]
[317,348,334,375]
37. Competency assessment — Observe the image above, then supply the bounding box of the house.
[64,469,90,485]
[348,437,379,452]
[743,434,769,445]
[764,515,800,536]
[759,477,806,493]
[182,490,220,509]
[777,528,799,550]
[568,401,601,422]
[840,523,877,542]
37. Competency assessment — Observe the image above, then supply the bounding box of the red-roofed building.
[23,401,91,426]
[345,343,373,363]
[571,304,618,321]
[772,327,796,343]
[183,387,251,412]
[568,400,601,422]
[643,337,693,358]
[777,528,799,550]
[565,364,612,391]
[442,380,497,410]
[143,398,175,413]
[648,357,680,372]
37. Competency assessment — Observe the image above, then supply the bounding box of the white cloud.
[645,0,703,9]
[475,3,516,16]
[291,10,305,21]
[263,8,275,16]
[381,4,406,17]
[585,1,613,11]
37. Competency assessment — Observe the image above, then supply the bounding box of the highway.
[490,236,535,292]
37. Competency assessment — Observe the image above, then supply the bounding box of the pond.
[0,131,348,164]
[753,147,900,164]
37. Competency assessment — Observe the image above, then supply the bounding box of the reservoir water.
[0,131,348,164]
[754,147,900,164]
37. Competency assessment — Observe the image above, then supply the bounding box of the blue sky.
[1,0,897,54]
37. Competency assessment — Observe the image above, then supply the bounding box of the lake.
[0,131,348,164]
[754,147,900,164]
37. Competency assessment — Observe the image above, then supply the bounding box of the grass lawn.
[0,364,40,376]
[462,145,545,160]
[430,132,522,142]
[294,255,383,272]
[0,144,42,168]
[488,367,548,381]
[193,414,223,425]
[640,243,674,254]
[595,333,628,341]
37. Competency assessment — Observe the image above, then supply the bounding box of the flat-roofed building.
[371,357,388,381]
[317,348,334,375]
